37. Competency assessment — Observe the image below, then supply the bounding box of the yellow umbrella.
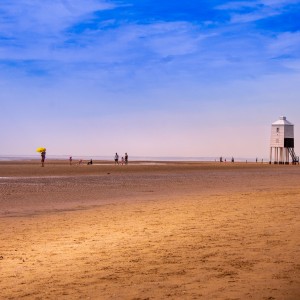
[36,147,46,153]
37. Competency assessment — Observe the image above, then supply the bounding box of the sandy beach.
[0,161,299,299]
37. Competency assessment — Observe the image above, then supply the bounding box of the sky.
[1,0,300,158]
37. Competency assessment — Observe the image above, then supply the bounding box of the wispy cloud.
[230,8,280,23]
[0,0,116,59]
[268,31,300,66]
[217,0,300,25]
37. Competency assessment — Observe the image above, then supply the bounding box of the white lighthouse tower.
[269,116,298,164]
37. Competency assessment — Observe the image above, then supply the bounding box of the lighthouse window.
[276,127,279,133]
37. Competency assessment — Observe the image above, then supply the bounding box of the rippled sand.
[0,161,299,299]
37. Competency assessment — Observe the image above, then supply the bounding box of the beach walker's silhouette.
[41,151,46,167]
[114,153,119,165]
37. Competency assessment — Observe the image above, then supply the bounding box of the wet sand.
[0,161,299,299]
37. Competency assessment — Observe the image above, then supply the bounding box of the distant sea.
[0,155,267,163]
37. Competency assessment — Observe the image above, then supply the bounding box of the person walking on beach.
[41,151,46,167]
[121,157,125,165]
[125,153,128,165]
[114,153,119,165]
[69,156,72,165]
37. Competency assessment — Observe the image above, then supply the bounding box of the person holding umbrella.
[36,147,46,167]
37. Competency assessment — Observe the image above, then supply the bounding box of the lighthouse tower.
[269,116,298,164]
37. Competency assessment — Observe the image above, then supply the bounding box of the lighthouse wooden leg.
[269,147,272,164]
[279,148,281,164]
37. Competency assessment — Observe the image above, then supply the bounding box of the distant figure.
[262,159,263,163]
[69,156,72,165]
[256,158,258,163]
[121,157,125,165]
[220,156,223,163]
[231,157,234,163]
[125,153,128,165]
[87,159,93,165]
[114,153,119,165]
[225,158,227,163]
[78,159,83,165]
[41,151,46,167]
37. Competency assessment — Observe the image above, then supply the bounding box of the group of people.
[219,157,234,163]
[40,152,129,167]
[114,152,128,165]
[218,156,264,163]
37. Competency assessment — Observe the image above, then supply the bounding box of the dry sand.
[0,161,299,299]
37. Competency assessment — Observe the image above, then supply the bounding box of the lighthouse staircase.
[288,148,299,164]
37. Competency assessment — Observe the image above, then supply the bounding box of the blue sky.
[1,0,300,158]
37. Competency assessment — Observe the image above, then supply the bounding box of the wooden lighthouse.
[269,116,299,164]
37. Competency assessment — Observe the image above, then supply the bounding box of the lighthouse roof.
[272,116,293,126]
